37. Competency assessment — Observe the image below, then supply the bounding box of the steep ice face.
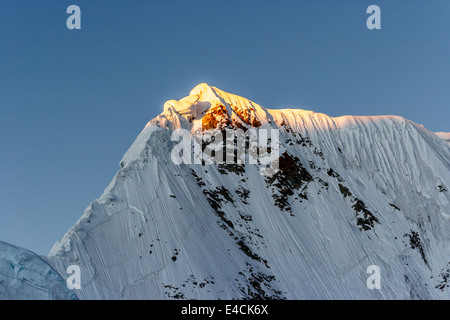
[0,241,78,300]
[47,84,450,299]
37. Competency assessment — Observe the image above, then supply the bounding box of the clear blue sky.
[0,0,449,255]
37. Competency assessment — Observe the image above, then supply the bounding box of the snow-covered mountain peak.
[188,82,219,103]
[45,84,450,300]
[158,83,269,132]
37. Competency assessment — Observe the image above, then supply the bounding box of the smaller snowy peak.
[0,241,78,300]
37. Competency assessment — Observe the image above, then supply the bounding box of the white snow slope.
[0,241,78,300]
[46,83,450,299]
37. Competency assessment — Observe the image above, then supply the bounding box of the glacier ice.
[0,240,78,300]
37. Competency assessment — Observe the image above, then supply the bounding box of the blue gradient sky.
[1,0,449,255]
